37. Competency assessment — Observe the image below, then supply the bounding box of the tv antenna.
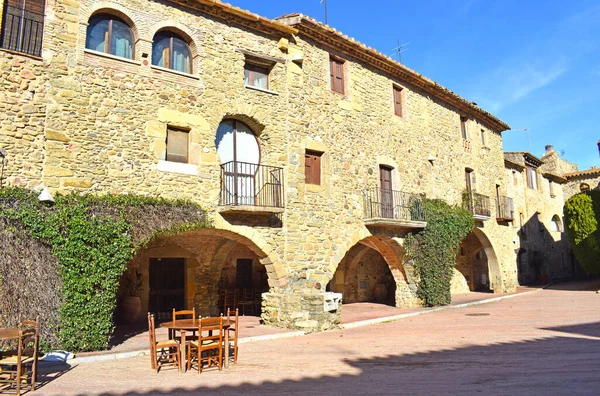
[391,38,410,63]
[320,0,328,25]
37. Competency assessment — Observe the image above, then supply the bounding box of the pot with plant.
[121,268,143,324]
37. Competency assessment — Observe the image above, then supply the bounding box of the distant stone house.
[0,0,579,331]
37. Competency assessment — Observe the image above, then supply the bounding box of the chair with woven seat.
[147,313,180,373]
[225,308,239,365]
[0,318,39,395]
[237,288,254,316]
[172,308,196,340]
[187,316,223,373]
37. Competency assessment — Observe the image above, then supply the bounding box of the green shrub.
[404,199,474,306]
[0,187,209,351]
[564,190,600,274]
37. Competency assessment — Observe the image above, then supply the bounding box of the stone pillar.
[261,288,342,332]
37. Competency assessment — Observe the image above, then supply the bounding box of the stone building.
[0,0,575,331]
[504,148,574,284]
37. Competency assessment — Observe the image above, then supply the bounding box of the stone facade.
[1,0,577,332]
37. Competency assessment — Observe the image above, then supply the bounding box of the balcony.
[466,192,491,220]
[363,188,426,228]
[217,161,284,214]
[496,196,514,222]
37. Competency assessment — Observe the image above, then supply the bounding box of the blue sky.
[229,0,600,170]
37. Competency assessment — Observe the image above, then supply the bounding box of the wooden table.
[159,318,232,372]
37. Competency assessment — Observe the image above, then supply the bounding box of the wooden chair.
[172,308,196,339]
[187,316,223,373]
[237,288,254,316]
[225,308,239,365]
[147,313,180,373]
[0,318,39,395]
[222,290,237,314]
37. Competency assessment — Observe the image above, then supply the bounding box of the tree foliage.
[404,199,474,306]
[564,190,600,274]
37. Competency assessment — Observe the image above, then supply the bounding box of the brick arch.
[358,237,408,283]
[147,23,199,61]
[80,4,140,43]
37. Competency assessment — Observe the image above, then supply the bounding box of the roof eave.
[279,15,510,133]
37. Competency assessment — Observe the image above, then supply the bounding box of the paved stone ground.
[37,280,600,395]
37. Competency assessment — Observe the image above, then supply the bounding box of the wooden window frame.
[165,126,190,164]
[86,15,134,58]
[460,116,469,140]
[330,56,345,94]
[304,150,323,185]
[526,166,538,190]
[244,61,270,89]
[393,85,404,117]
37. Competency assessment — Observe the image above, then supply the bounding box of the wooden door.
[379,166,393,218]
[149,258,185,321]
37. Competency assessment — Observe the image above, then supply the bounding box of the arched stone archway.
[327,235,420,308]
[122,227,280,320]
[455,228,502,293]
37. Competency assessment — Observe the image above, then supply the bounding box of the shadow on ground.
[39,331,600,396]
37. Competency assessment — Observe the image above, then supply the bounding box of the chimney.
[545,145,554,155]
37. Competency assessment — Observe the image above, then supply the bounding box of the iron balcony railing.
[219,161,284,208]
[363,188,426,222]
[466,192,491,218]
[497,195,514,221]
[1,6,44,57]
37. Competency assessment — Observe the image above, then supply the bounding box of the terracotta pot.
[121,296,142,324]
[374,284,387,303]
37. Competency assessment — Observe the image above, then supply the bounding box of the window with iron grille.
[1,0,45,57]
[165,126,189,163]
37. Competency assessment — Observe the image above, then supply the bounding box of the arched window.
[215,120,260,206]
[152,31,192,73]
[550,215,562,232]
[580,183,590,192]
[86,14,133,59]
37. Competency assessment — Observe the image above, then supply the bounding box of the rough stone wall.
[284,35,518,295]
[0,0,533,331]
[505,152,573,284]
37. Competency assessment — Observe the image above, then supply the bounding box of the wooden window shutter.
[330,57,344,94]
[166,127,189,163]
[305,150,322,185]
[393,86,403,116]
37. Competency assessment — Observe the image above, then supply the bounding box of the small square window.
[166,126,189,163]
[330,57,345,94]
[244,62,269,89]
[393,85,403,117]
[305,150,323,185]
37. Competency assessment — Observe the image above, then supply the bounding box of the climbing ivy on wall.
[404,199,474,307]
[564,190,600,274]
[0,187,209,352]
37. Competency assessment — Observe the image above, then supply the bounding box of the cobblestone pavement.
[38,280,600,396]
